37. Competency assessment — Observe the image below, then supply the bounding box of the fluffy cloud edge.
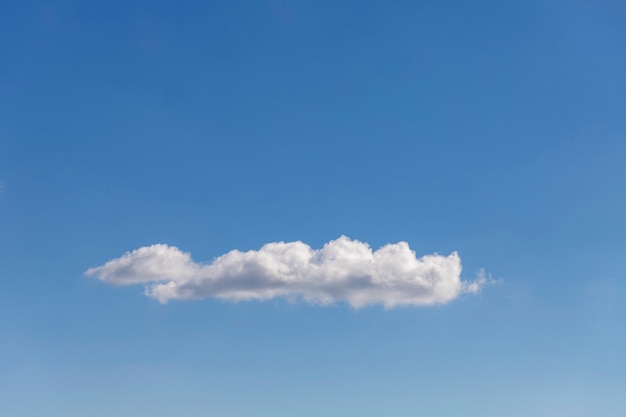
[86,236,493,308]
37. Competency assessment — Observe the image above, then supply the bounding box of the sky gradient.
[1,0,626,416]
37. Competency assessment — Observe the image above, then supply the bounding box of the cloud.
[86,236,489,308]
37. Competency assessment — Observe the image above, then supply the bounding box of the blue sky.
[1,0,626,415]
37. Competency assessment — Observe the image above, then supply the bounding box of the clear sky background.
[1,0,626,416]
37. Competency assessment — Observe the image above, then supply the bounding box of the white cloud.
[86,236,489,308]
